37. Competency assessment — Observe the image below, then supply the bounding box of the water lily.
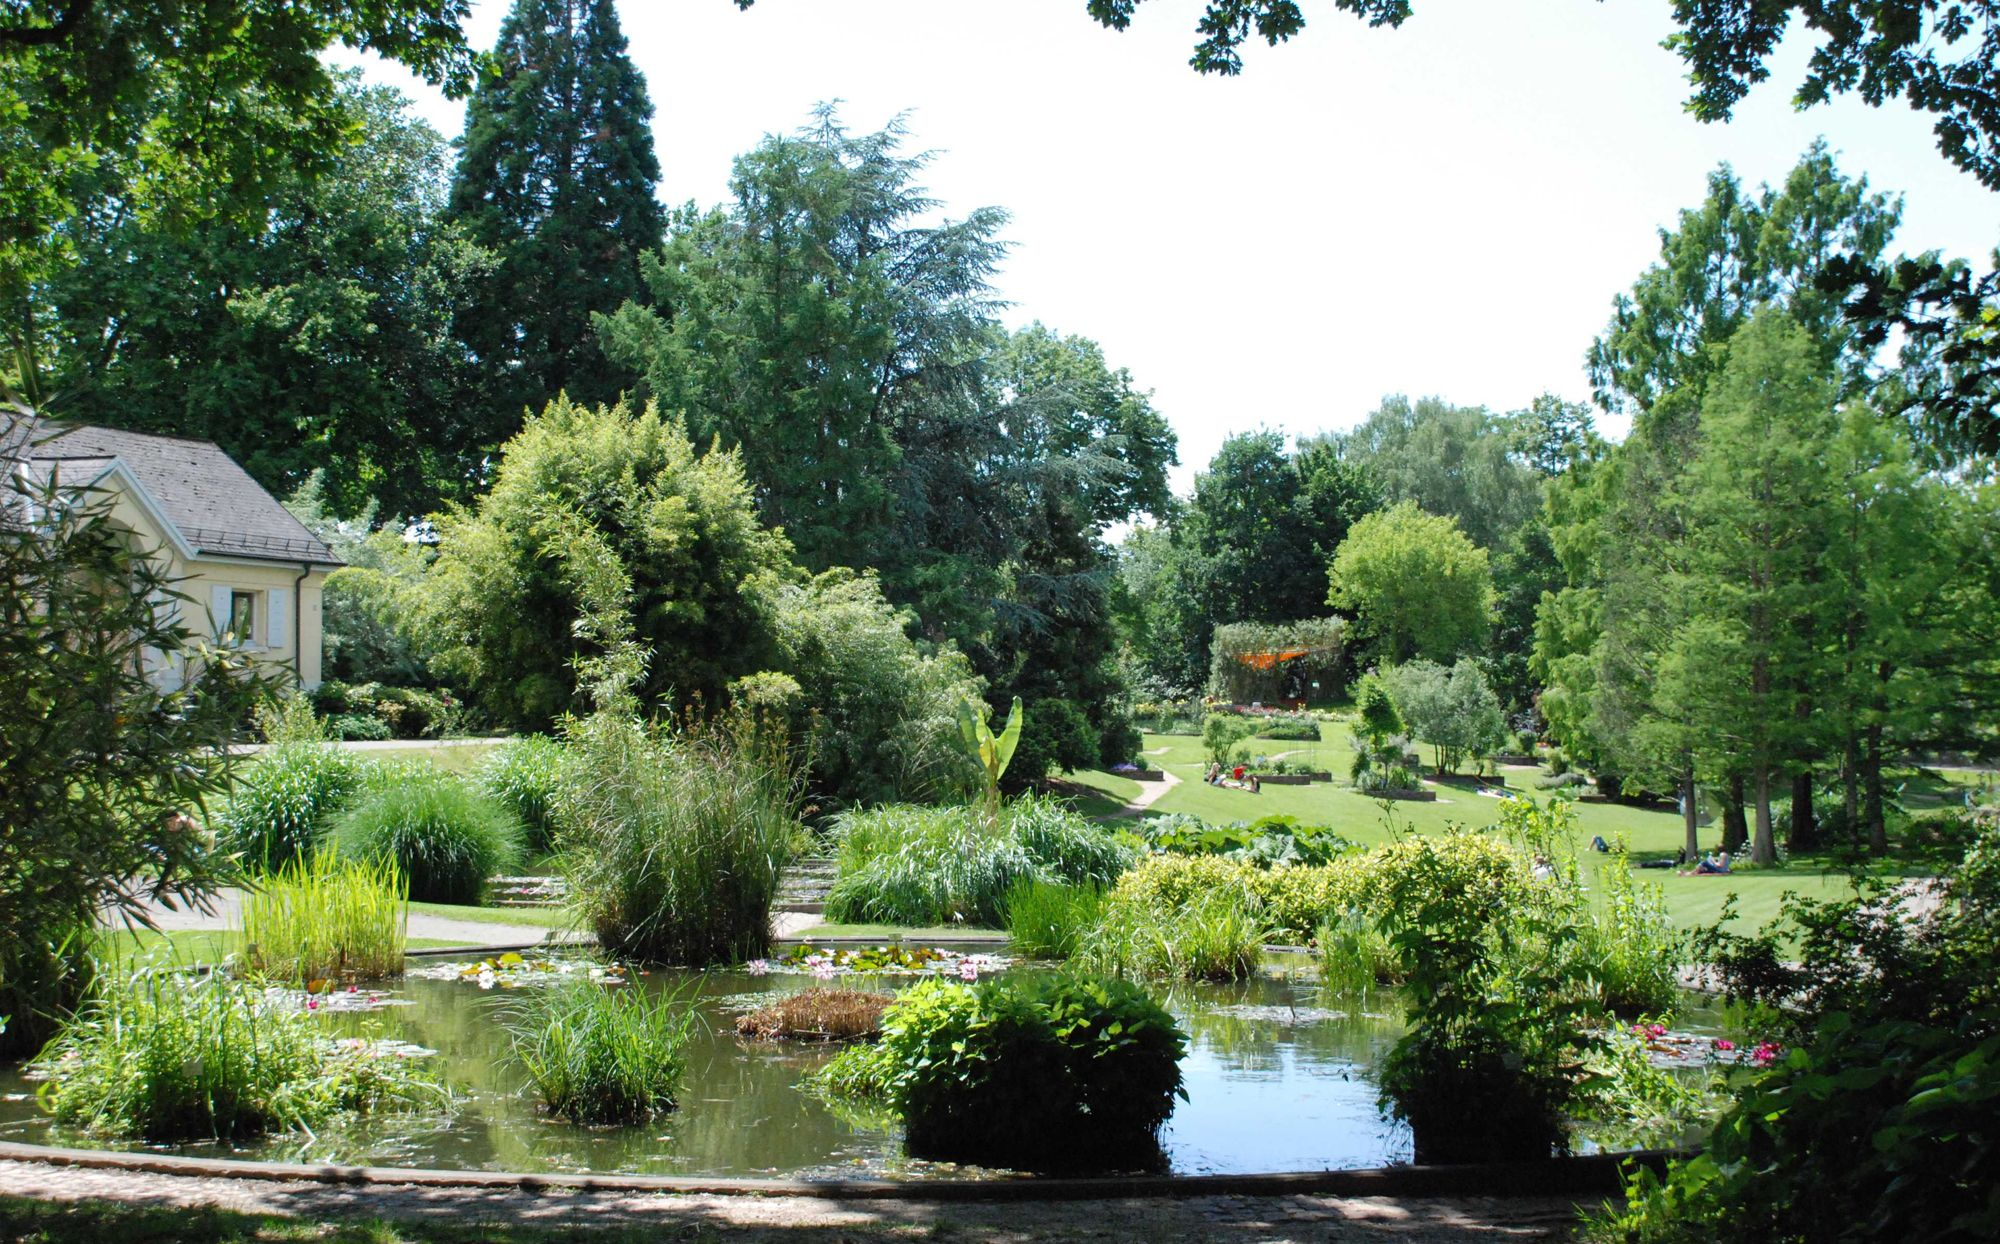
[957,960,980,981]
[1714,1038,1736,1052]
[745,959,770,976]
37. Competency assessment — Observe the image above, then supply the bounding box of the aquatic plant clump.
[241,853,409,983]
[30,966,445,1142]
[752,944,1008,979]
[409,953,624,989]
[328,763,525,904]
[1079,856,1271,981]
[505,977,696,1125]
[1003,878,1105,960]
[735,988,891,1041]
[813,974,1187,1173]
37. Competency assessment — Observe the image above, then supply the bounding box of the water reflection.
[0,954,1420,1177]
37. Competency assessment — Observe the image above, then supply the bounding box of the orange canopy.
[1234,646,1315,671]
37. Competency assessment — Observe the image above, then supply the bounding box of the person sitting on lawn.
[1681,851,1732,876]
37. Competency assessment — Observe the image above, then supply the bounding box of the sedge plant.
[240,853,409,983]
[506,977,696,1125]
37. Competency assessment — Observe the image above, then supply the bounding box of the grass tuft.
[505,977,696,1125]
[735,988,892,1041]
[241,853,409,983]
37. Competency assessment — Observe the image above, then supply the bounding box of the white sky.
[345,0,1999,494]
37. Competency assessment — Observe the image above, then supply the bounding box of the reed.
[506,977,696,1125]
[241,853,409,983]
[1003,878,1104,960]
[1083,886,1269,981]
[31,962,443,1141]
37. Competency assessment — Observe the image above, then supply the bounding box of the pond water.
[0,952,1718,1180]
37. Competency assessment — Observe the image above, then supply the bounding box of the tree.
[1381,659,1506,776]
[1663,309,1839,866]
[417,396,795,729]
[1317,395,1542,551]
[1,0,476,403]
[448,0,663,421]
[1328,501,1493,665]
[1,428,268,1052]
[597,107,1005,578]
[37,80,493,517]
[749,567,981,811]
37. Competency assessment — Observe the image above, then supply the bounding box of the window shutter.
[265,589,287,649]
[210,585,233,639]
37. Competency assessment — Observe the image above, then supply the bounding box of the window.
[229,590,255,642]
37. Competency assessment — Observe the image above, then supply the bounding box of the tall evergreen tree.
[448,0,662,428]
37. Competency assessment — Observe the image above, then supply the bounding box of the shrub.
[310,680,457,740]
[560,710,799,966]
[1581,845,1681,1014]
[1003,879,1105,960]
[825,799,1133,928]
[1251,715,1322,741]
[827,974,1185,1172]
[241,854,408,982]
[506,978,695,1125]
[1004,696,1101,790]
[1247,858,1373,943]
[32,965,444,1141]
[1201,713,1254,765]
[735,988,891,1041]
[324,712,393,742]
[475,734,572,855]
[328,764,524,904]
[217,743,367,872]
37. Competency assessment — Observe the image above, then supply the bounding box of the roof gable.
[24,425,341,567]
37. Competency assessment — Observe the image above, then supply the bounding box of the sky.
[345,0,1998,495]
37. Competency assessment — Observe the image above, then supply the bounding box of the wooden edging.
[0,1140,1683,1203]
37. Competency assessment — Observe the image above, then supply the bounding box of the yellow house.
[17,424,343,689]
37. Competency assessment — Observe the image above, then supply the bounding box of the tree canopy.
[1328,501,1493,666]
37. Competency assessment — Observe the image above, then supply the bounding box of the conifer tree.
[448,0,663,428]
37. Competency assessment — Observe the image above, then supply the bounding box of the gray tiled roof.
[23,424,341,566]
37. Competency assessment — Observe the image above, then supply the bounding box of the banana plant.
[957,695,1023,825]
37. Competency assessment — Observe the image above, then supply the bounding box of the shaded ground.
[0,1161,1585,1242]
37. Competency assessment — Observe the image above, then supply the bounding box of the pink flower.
[957,960,980,982]
[745,959,769,976]
[812,964,836,981]
[1714,1039,1736,1052]
[305,996,319,1011]
[1648,1023,1668,1038]
[1752,1041,1783,1067]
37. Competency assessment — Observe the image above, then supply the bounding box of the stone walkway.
[0,1160,1585,1241]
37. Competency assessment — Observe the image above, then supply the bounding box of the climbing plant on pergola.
[1208,617,1347,704]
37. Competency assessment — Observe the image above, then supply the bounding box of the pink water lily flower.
[1714,1039,1736,1052]
[957,960,980,981]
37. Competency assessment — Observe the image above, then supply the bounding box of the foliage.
[825,798,1132,928]
[1247,858,1373,943]
[1208,618,1347,704]
[1314,394,1546,551]
[241,854,409,983]
[751,568,981,809]
[1370,822,1603,1163]
[216,743,367,872]
[827,974,1186,1172]
[1315,908,1401,991]
[1134,812,1355,871]
[1,457,268,1052]
[1593,823,2000,1242]
[1,3,475,405]
[31,964,446,1141]
[1083,856,1269,980]
[735,988,892,1041]
[558,706,798,967]
[310,681,457,742]
[328,764,524,905]
[473,735,572,855]
[504,977,694,1126]
[1004,695,1102,791]
[1380,658,1506,775]
[1328,501,1494,664]
[418,397,795,728]
[1248,713,1322,740]
[1002,879,1106,961]
[1581,843,1681,1014]
[37,81,494,517]
[446,0,663,419]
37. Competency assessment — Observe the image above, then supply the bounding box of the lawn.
[1068,727,1899,934]
[407,900,572,930]
[358,739,510,774]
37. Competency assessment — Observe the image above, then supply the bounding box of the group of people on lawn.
[1204,761,1260,794]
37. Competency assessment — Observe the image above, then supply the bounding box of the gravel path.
[1121,768,1182,816]
[0,1159,1585,1241]
[122,888,572,951]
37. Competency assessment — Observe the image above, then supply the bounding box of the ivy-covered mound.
[813,973,1186,1173]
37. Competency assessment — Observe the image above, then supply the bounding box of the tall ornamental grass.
[506,978,695,1125]
[474,734,572,855]
[825,798,1134,928]
[328,763,524,904]
[241,854,409,982]
[31,965,443,1141]
[560,710,800,966]
[1003,879,1105,960]
[217,743,366,872]
[1079,856,1270,981]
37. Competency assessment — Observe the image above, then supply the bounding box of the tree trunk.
[1682,770,1700,862]
[1751,765,1776,866]
[1864,723,1888,855]
[1722,774,1748,854]
[1788,769,1816,852]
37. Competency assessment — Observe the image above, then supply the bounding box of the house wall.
[101,486,331,690]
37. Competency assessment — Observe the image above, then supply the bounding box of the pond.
[0,950,1718,1180]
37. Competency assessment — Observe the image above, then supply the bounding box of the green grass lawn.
[1069,727,1905,935]
[407,900,573,930]
[360,739,509,774]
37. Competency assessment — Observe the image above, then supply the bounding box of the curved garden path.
[1119,767,1182,817]
[0,1158,1584,1240]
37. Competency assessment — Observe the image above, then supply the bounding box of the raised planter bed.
[1251,773,1312,786]
[1349,786,1437,802]
[1125,768,1166,782]
[1491,753,1538,767]
[1433,773,1509,790]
